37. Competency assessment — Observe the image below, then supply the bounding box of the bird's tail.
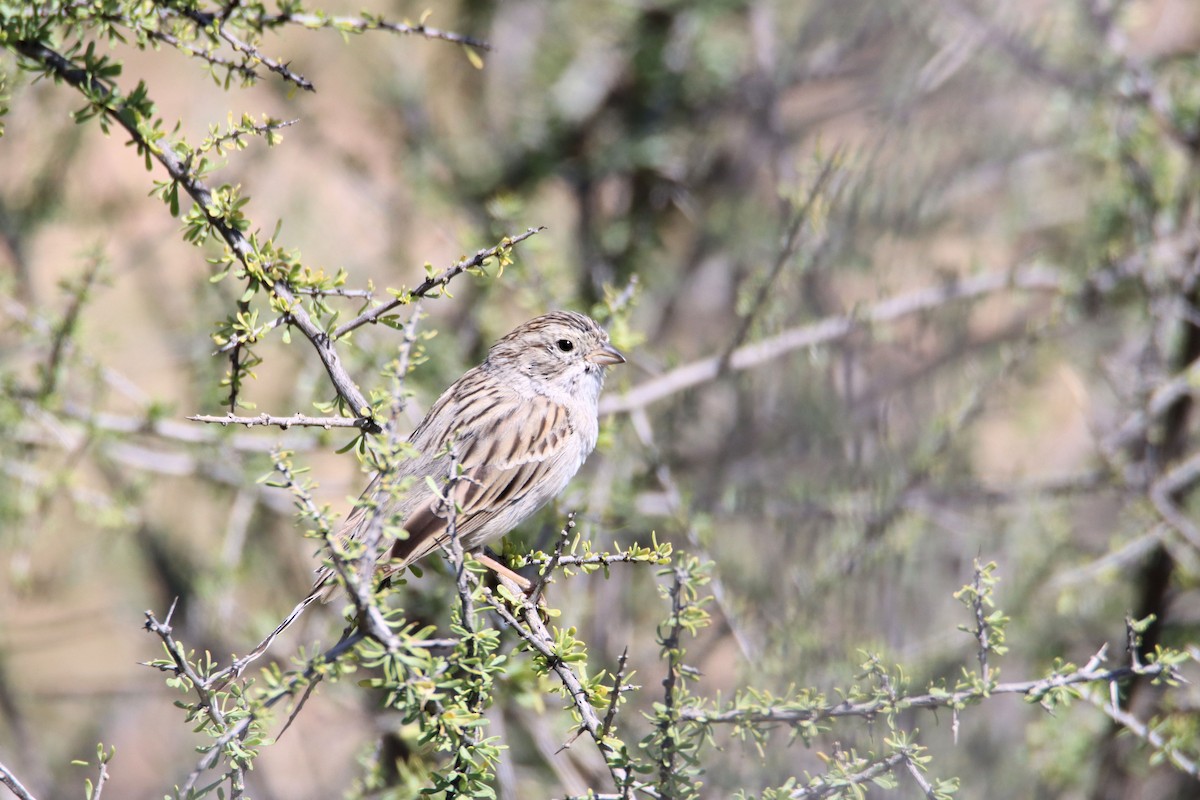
[227,585,324,678]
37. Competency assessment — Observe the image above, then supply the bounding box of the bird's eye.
[556,339,574,352]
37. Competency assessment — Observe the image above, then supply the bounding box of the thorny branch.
[187,411,363,429]
[331,227,546,339]
[484,588,653,798]
[258,11,491,51]
[11,39,379,427]
[656,568,686,792]
[529,511,576,605]
[680,645,1177,726]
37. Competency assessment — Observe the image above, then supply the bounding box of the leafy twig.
[331,227,546,338]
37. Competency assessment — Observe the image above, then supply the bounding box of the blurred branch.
[934,0,1094,90]
[1103,355,1200,460]
[1050,525,1165,590]
[628,406,760,661]
[716,153,841,373]
[603,265,1064,415]
[60,403,315,451]
[1088,689,1200,778]
[1150,451,1200,550]
[861,327,1039,544]
[40,254,104,398]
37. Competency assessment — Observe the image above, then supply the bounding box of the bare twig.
[187,412,366,430]
[0,761,39,800]
[292,286,375,298]
[140,25,259,82]
[901,751,939,800]
[92,766,110,800]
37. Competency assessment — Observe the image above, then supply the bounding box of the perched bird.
[239,311,624,668]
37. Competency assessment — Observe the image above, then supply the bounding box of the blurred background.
[3,0,1200,797]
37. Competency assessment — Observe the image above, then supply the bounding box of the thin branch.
[716,152,840,373]
[331,227,546,339]
[681,646,1175,726]
[11,40,380,430]
[176,8,315,91]
[260,11,491,50]
[529,512,575,605]
[292,286,375,298]
[786,752,906,800]
[901,752,939,800]
[1088,688,1200,778]
[213,313,287,355]
[601,265,1065,415]
[968,567,991,686]
[484,588,654,798]
[0,761,39,800]
[187,412,365,429]
[202,117,299,153]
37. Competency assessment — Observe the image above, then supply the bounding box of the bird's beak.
[586,343,626,367]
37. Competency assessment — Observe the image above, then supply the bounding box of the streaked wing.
[387,371,575,566]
